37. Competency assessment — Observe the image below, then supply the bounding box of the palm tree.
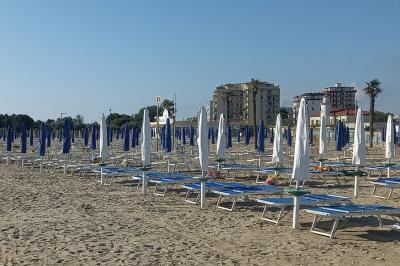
[363,79,383,148]
[251,78,261,149]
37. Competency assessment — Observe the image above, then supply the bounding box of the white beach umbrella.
[385,115,394,161]
[99,113,109,160]
[216,114,226,160]
[352,108,365,197]
[319,97,327,158]
[141,109,151,194]
[272,114,283,164]
[141,109,151,166]
[291,98,309,229]
[197,106,208,208]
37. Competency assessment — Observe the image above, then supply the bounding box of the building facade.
[211,81,280,125]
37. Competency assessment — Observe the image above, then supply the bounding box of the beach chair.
[304,204,400,239]
[182,181,244,204]
[365,164,400,178]
[256,194,351,225]
[212,184,282,211]
[370,177,400,199]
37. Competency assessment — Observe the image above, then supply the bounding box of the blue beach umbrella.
[47,127,51,147]
[211,127,215,144]
[381,127,386,142]
[21,124,27,153]
[257,120,265,153]
[63,120,71,154]
[308,128,314,145]
[91,124,96,150]
[71,128,75,142]
[131,127,136,148]
[6,127,12,152]
[227,124,232,148]
[270,128,274,144]
[39,123,46,156]
[123,123,130,152]
[116,129,120,140]
[165,118,172,153]
[107,126,111,146]
[84,127,89,146]
[189,125,195,146]
[237,127,241,143]
[335,122,343,151]
[287,125,292,147]
[182,127,186,145]
[245,126,250,145]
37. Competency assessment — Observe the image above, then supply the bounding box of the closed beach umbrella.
[319,99,327,158]
[71,128,75,143]
[189,125,195,146]
[237,127,241,143]
[47,128,51,147]
[227,124,232,148]
[198,106,208,208]
[29,128,33,146]
[6,127,12,152]
[99,114,109,159]
[216,114,226,160]
[63,120,70,154]
[182,127,186,145]
[84,127,89,146]
[291,98,309,229]
[308,128,314,145]
[335,122,343,151]
[257,120,265,153]
[141,109,151,166]
[210,127,215,144]
[269,128,274,144]
[352,108,365,197]
[272,114,283,164]
[21,124,27,153]
[131,127,136,148]
[91,125,96,150]
[245,125,250,145]
[385,115,394,161]
[165,118,172,153]
[381,127,386,142]
[123,123,130,152]
[287,125,292,147]
[39,123,46,157]
[107,126,111,146]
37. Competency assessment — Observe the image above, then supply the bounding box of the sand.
[0,165,400,265]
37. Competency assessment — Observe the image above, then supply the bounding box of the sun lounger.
[182,181,245,204]
[212,184,282,211]
[370,177,400,199]
[365,164,400,178]
[304,204,400,238]
[256,194,351,225]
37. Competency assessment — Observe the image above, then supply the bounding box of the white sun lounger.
[370,177,400,199]
[256,194,351,225]
[304,204,400,238]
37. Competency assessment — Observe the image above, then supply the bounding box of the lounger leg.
[388,188,394,199]
[377,216,383,228]
[330,219,339,239]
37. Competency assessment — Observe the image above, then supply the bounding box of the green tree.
[363,79,383,148]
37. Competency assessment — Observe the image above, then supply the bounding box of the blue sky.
[0,0,399,122]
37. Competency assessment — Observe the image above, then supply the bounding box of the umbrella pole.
[292,181,300,229]
[200,170,206,209]
[354,165,359,198]
[142,171,148,195]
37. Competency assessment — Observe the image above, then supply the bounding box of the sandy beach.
[0,164,399,265]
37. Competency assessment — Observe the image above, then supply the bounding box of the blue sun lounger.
[304,204,400,238]
[370,177,400,199]
[212,184,283,211]
[256,194,351,225]
[182,181,246,204]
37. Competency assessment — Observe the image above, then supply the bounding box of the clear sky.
[0,0,399,123]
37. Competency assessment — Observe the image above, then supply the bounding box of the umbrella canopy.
[381,127,386,142]
[227,124,232,148]
[182,127,186,145]
[21,124,27,153]
[210,127,215,144]
[71,128,75,143]
[189,125,195,146]
[141,109,151,166]
[6,127,12,152]
[269,128,274,144]
[292,98,309,183]
[335,121,343,151]
[237,127,241,143]
[107,126,111,146]
[91,124,96,150]
[319,99,327,157]
[47,128,51,147]
[257,120,265,153]
[99,114,109,159]
[83,127,89,146]
[352,108,365,166]
[39,123,46,157]
[308,128,314,145]
[287,125,292,147]
[198,106,208,175]
[216,114,226,160]
[29,128,34,146]
[385,115,394,160]
[62,120,71,154]
[165,118,172,153]
[123,123,130,152]
[245,125,250,145]
[272,114,283,164]
[131,127,136,148]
